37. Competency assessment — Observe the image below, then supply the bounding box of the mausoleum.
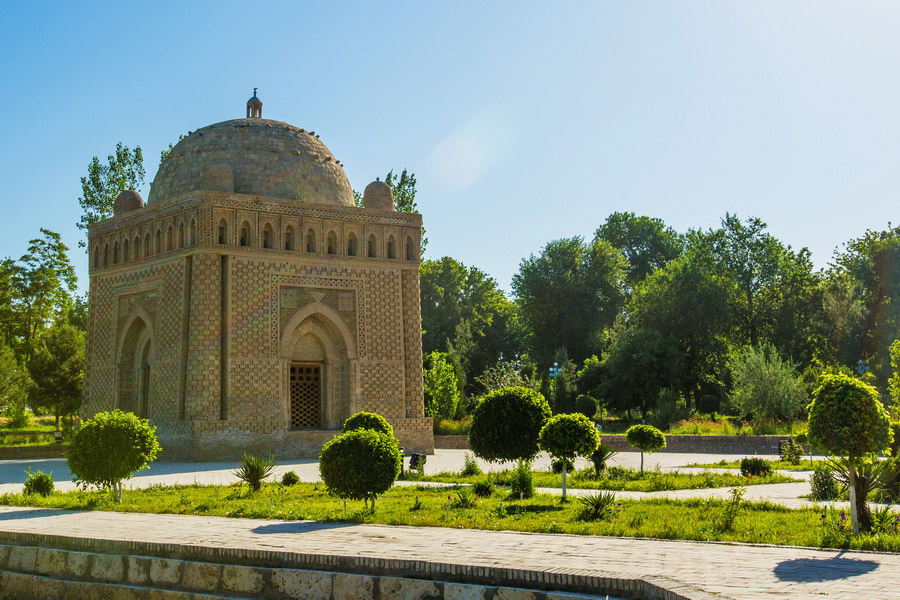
[83,92,432,460]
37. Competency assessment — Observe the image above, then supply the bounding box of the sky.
[0,1,898,294]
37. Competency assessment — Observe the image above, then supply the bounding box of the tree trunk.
[640,451,644,475]
[848,466,859,535]
[561,462,567,501]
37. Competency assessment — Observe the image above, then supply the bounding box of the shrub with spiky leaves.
[233,454,276,491]
[319,429,402,511]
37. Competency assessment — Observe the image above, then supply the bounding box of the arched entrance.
[280,303,356,430]
[118,316,153,418]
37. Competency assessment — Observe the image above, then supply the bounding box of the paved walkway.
[0,505,896,600]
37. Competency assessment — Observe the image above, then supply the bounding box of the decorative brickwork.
[84,112,431,460]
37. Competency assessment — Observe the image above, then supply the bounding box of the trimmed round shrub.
[575,395,597,419]
[342,411,394,438]
[740,457,772,478]
[540,413,601,461]
[67,410,160,502]
[23,468,54,497]
[625,424,666,454]
[468,386,551,463]
[319,429,402,510]
[697,393,720,415]
[808,375,892,459]
[281,470,300,486]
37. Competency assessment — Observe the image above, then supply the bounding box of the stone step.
[0,543,624,600]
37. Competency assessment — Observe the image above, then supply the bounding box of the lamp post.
[549,362,561,378]
[854,360,870,377]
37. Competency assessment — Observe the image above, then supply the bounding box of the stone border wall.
[0,444,66,460]
[0,532,719,600]
[436,434,790,455]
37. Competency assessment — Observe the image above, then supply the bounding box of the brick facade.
[84,115,432,460]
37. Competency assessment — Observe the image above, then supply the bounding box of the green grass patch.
[0,482,895,552]
[404,467,798,492]
[687,459,823,471]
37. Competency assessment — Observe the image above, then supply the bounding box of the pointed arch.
[218,218,228,244]
[123,238,130,263]
[347,232,358,256]
[326,230,337,255]
[166,226,173,251]
[134,235,141,259]
[306,228,317,252]
[103,243,109,267]
[367,233,378,258]
[112,241,119,264]
[405,235,415,260]
[178,222,185,248]
[93,245,100,269]
[262,223,273,249]
[239,221,251,247]
[284,225,295,251]
[279,302,357,359]
[189,219,197,246]
[387,235,396,259]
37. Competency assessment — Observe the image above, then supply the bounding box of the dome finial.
[247,88,262,118]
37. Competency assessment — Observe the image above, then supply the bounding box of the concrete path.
[0,505,896,600]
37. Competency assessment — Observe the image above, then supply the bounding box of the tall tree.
[594,212,683,290]
[512,237,626,367]
[28,322,85,429]
[0,342,29,416]
[13,230,77,362]
[77,143,145,247]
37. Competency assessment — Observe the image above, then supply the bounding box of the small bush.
[281,470,300,486]
[810,465,839,500]
[408,453,427,475]
[577,491,617,521]
[460,452,482,477]
[697,393,720,415]
[779,438,803,464]
[740,457,772,478]
[342,412,394,437]
[713,487,746,532]
[472,481,495,497]
[508,460,534,499]
[319,429,402,511]
[591,442,618,477]
[452,488,477,508]
[23,468,53,497]
[233,454,276,491]
[469,386,551,463]
[575,395,597,419]
[551,457,575,474]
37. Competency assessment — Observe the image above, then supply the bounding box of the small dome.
[113,190,144,215]
[363,178,394,211]
[247,88,262,118]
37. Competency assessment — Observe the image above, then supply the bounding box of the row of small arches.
[94,220,197,269]
[220,220,417,260]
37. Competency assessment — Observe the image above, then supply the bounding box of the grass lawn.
[686,459,824,471]
[1,482,896,552]
[404,467,798,492]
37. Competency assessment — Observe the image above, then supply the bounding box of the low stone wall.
[0,531,717,600]
[0,444,66,461]
[435,434,790,455]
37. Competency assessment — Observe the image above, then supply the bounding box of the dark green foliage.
[575,395,597,418]
[233,454,276,492]
[342,412,394,437]
[539,413,601,461]
[779,438,804,465]
[808,375,892,459]
[740,458,772,478]
[551,458,574,474]
[319,429,402,510]
[810,465,839,500]
[591,442,618,477]
[27,322,84,428]
[648,388,689,430]
[697,394,721,414]
[577,491,618,521]
[594,212,684,289]
[625,425,666,454]
[472,481,495,497]
[23,468,53,497]
[890,423,900,458]
[409,453,427,475]
[508,460,534,499]
[66,410,160,502]
[469,386,551,462]
[281,471,300,486]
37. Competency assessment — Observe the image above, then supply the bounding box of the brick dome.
[148,118,354,207]
[113,190,144,215]
[363,178,394,211]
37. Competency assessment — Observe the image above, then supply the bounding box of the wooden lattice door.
[290,363,321,428]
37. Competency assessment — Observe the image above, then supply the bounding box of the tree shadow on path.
[774,552,879,582]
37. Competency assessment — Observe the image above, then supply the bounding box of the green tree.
[818,272,865,367]
[889,339,900,415]
[0,342,28,417]
[67,410,161,502]
[27,322,84,429]
[594,212,683,289]
[625,424,667,473]
[77,143,145,247]
[538,413,600,500]
[512,237,626,366]
[423,351,462,419]
[469,386,551,463]
[808,374,892,533]
[729,344,808,422]
[12,230,78,362]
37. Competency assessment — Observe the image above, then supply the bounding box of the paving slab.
[0,506,897,600]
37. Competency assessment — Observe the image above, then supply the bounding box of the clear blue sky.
[1,1,897,294]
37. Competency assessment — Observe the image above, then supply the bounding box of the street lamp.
[854,360,871,377]
[548,362,561,378]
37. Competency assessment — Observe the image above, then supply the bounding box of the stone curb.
[0,530,725,600]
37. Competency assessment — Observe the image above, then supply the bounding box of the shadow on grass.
[774,554,879,582]
[251,521,357,535]
[504,504,565,515]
